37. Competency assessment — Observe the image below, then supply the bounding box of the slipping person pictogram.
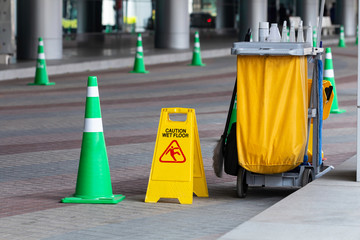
[159,140,186,163]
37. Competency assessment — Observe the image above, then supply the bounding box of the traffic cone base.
[330,109,346,114]
[188,63,206,67]
[129,70,149,74]
[129,69,149,74]
[28,82,55,86]
[62,194,125,204]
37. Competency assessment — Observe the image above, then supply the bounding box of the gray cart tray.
[231,42,320,56]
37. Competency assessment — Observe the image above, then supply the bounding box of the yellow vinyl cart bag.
[236,55,308,174]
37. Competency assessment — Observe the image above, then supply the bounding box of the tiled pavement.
[0,44,357,239]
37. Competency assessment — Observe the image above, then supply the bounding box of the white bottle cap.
[259,22,269,28]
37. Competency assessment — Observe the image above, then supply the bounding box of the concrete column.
[76,0,86,34]
[336,0,356,36]
[296,0,319,28]
[155,0,189,49]
[216,0,235,29]
[17,0,62,60]
[239,0,267,41]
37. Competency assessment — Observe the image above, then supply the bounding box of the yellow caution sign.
[145,108,208,204]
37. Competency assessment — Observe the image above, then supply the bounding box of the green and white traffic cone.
[338,25,346,48]
[130,33,149,73]
[28,38,55,86]
[62,76,125,204]
[356,25,358,45]
[189,31,205,67]
[227,95,237,136]
[313,29,317,47]
[324,48,346,114]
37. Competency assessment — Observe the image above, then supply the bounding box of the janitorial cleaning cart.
[213,37,335,198]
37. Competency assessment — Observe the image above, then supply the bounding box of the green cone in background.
[28,38,55,86]
[189,31,206,66]
[338,25,346,48]
[356,25,358,46]
[227,95,237,136]
[62,76,125,204]
[313,29,317,48]
[324,48,346,114]
[130,33,149,73]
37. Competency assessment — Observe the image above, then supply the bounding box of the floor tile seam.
[0,144,155,166]
[0,169,232,199]
[0,98,230,116]
[0,106,227,122]
[0,166,151,189]
[0,122,222,144]
[0,129,155,145]
[0,126,221,155]
[0,64,234,86]
[0,89,232,111]
[0,181,238,220]
[0,72,236,97]
[0,85,229,105]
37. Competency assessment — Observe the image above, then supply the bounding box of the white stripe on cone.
[137,46,143,52]
[87,86,99,97]
[138,36,142,41]
[38,53,45,60]
[325,53,332,59]
[324,69,335,78]
[194,42,200,48]
[84,118,103,132]
[39,41,44,46]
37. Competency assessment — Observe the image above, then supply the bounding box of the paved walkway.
[221,155,360,240]
[0,32,358,239]
[0,56,295,239]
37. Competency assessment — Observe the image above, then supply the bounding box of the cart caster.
[301,168,313,187]
[236,167,248,198]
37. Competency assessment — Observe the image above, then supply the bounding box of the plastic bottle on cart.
[306,23,313,44]
[289,21,296,42]
[259,22,269,42]
[268,23,281,42]
[281,21,288,42]
[297,20,304,42]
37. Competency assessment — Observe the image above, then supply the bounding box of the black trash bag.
[224,122,239,176]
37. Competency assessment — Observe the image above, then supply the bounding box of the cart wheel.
[236,167,248,198]
[301,168,313,187]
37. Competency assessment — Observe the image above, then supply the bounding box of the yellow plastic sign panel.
[307,123,324,163]
[308,79,334,120]
[236,55,308,174]
[145,108,208,204]
[306,80,333,163]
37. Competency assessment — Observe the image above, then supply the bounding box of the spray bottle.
[289,21,296,42]
[297,20,304,42]
[281,21,288,42]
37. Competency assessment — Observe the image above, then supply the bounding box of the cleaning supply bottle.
[306,23,313,45]
[289,21,296,42]
[259,22,269,42]
[268,23,281,42]
[281,21,288,42]
[297,20,304,42]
